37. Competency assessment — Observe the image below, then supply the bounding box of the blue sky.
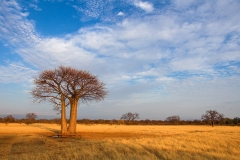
[0,0,240,120]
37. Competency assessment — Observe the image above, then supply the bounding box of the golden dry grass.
[0,123,239,160]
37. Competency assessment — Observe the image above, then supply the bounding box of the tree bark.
[61,96,68,134]
[68,100,78,133]
[212,121,214,127]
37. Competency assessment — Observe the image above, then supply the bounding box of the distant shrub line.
[0,116,239,126]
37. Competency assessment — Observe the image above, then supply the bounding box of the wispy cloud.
[133,0,154,13]
[1,0,239,82]
[0,0,40,46]
[0,63,36,83]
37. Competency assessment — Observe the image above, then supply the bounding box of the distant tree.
[233,117,240,125]
[191,119,204,125]
[25,113,38,124]
[31,66,107,134]
[201,110,224,127]
[118,119,124,125]
[144,119,151,125]
[225,118,234,125]
[219,117,226,125]
[165,115,180,124]
[4,115,15,123]
[121,112,140,123]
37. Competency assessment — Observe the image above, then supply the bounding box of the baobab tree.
[31,66,107,134]
[201,110,224,127]
[32,67,70,134]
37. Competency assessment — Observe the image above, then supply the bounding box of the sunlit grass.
[0,123,239,159]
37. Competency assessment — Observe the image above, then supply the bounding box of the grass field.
[0,123,239,160]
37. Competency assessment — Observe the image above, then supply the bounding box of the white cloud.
[0,0,40,46]
[17,37,97,70]
[1,1,239,84]
[117,12,124,16]
[10,0,239,82]
[0,63,36,83]
[134,0,154,13]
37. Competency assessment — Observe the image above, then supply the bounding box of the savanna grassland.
[0,123,239,160]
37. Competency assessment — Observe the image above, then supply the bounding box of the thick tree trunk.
[61,97,68,134]
[68,100,78,133]
[212,121,214,127]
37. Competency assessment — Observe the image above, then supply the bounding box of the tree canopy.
[165,115,180,124]
[201,110,224,127]
[26,113,37,120]
[121,112,140,123]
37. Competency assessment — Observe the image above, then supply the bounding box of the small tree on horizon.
[3,115,15,124]
[25,113,38,124]
[121,112,140,124]
[201,110,224,127]
[165,115,180,124]
[233,117,240,125]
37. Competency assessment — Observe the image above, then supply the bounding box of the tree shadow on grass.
[32,125,60,134]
